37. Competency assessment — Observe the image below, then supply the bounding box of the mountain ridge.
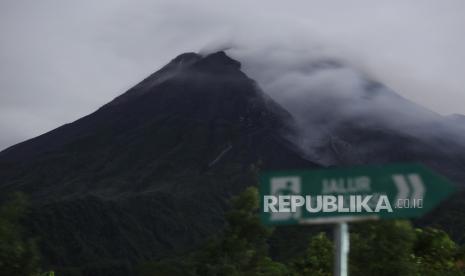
[1,51,465,275]
[0,51,318,275]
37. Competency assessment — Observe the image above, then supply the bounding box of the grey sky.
[1,0,464,151]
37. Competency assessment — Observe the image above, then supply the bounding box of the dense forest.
[2,188,464,276]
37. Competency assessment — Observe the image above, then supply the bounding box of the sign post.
[259,163,456,275]
[334,222,349,276]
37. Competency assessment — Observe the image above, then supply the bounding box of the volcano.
[0,51,318,274]
[1,51,464,275]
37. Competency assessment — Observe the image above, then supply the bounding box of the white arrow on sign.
[407,174,425,200]
[392,174,425,202]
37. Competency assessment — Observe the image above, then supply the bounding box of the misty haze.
[1,1,465,276]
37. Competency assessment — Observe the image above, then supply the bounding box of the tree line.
[1,188,465,275]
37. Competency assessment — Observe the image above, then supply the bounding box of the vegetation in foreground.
[1,188,465,275]
[138,187,465,276]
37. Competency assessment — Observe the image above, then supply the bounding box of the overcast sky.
[1,0,464,151]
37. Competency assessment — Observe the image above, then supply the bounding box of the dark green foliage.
[290,232,333,276]
[0,193,41,276]
[0,187,460,276]
[414,227,463,275]
[138,187,288,276]
[189,187,288,276]
[350,220,418,276]
[138,188,465,276]
[292,220,465,276]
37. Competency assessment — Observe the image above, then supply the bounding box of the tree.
[0,193,41,276]
[138,187,465,276]
[138,187,288,276]
[349,220,417,276]
[290,232,333,276]
[192,186,288,275]
[414,227,463,275]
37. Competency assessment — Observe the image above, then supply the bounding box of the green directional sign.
[259,163,456,225]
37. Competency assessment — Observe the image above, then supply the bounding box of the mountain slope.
[251,56,465,183]
[1,50,465,275]
[0,51,317,275]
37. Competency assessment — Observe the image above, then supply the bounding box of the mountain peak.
[168,51,240,71]
[197,51,241,70]
[106,51,243,106]
[171,52,202,65]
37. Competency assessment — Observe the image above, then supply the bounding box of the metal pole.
[334,222,349,276]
